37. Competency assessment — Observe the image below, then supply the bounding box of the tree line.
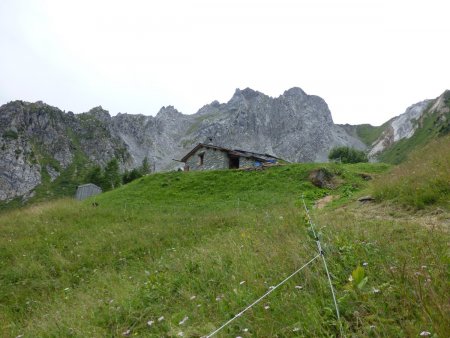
[85,157,151,191]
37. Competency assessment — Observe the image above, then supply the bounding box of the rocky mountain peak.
[195,100,225,116]
[229,87,266,103]
[209,100,221,107]
[86,106,111,122]
[282,87,307,98]
[156,105,182,119]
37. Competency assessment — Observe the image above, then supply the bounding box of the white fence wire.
[204,195,346,337]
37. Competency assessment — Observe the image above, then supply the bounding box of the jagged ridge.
[3,87,448,203]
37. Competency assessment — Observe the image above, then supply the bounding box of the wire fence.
[302,195,344,337]
[204,194,345,337]
[205,254,321,337]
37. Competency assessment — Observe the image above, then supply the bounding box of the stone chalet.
[180,143,282,171]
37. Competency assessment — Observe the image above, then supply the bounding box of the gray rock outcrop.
[369,100,432,157]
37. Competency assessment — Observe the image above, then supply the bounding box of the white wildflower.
[372,288,380,294]
[264,305,270,310]
[147,320,154,327]
[190,295,196,300]
[420,331,431,336]
[177,332,184,336]
[158,316,164,322]
[295,285,303,290]
[362,262,368,266]
[243,328,249,332]
[239,281,246,285]
[292,327,300,332]
[122,329,131,336]
[179,316,189,325]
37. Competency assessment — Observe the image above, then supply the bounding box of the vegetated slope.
[338,123,389,147]
[1,162,448,337]
[373,90,450,164]
[373,134,450,209]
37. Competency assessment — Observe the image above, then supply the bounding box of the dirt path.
[341,201,450,230]
[315,195,339,209]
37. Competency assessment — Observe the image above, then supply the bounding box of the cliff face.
[0,86,367,202]
[369,100,432,157]
[0,102,132,202]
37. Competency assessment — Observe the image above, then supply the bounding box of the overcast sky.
[0,0,449,125]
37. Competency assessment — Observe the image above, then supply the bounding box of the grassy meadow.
[0,162,448,337]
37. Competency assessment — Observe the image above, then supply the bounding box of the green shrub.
[328,146,368,163]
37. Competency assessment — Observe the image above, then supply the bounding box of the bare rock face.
[0,137,41,201]
[180,87,365,164]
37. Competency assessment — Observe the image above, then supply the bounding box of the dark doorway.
[229,156,239,169]
[198,152,204,166]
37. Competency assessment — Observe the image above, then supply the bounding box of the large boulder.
[309,168,337,189]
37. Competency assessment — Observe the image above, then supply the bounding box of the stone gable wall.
[185,147,229,171]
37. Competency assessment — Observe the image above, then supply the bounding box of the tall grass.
[373,135,450,209]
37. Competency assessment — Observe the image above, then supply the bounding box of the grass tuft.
[373,135,450,209]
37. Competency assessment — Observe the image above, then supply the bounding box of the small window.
[198,152,204,165]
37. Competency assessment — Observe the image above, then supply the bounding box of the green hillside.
[0,163,448,337]
[354,123,389,146]
[338,123,388,147]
